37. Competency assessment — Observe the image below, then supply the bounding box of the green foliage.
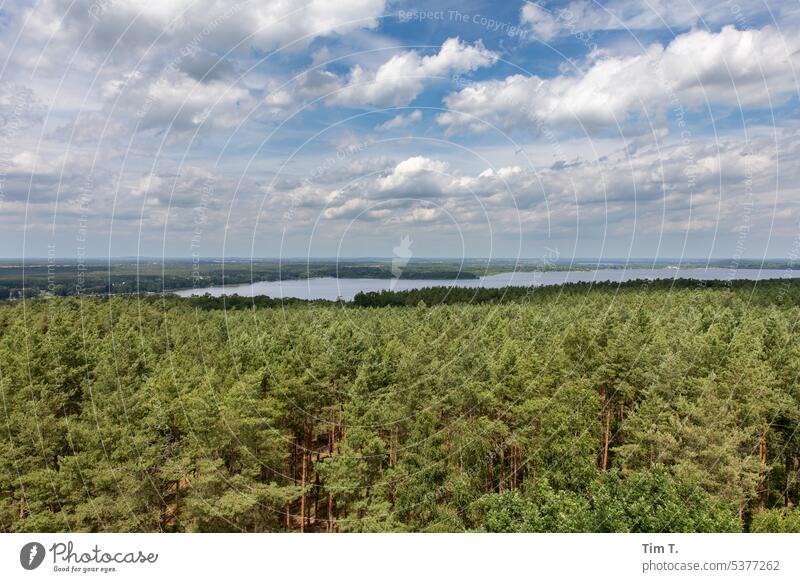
[750,508,800,533]
[590,469,741,532]
[1,281,799,532]
[473,469,740,533]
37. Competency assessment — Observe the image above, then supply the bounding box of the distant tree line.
[0,261,480,298]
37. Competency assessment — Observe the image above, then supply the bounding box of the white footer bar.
[1,533,797,581]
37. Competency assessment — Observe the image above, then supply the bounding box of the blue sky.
[1,0,799,261]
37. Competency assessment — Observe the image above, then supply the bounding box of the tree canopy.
[1,280,799,532]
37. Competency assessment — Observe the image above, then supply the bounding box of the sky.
[1,0,799,261]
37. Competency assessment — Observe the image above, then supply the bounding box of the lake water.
[174,268,799,301]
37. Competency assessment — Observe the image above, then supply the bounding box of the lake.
[174,268,800,301]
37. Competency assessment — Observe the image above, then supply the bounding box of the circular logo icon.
[20,542,46,570]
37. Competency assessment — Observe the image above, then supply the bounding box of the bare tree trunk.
[300,453,307,532]
[603,408,611,471]
[510,446,515,490]
[498,447,505,493]
[327,494,334,533]
[314,455,321,527]
[286,436,297,531]
[795,458,800,507]
[785,456,792,507]
[300,429,308,532]
[759,433,768,510]
[390,428,397,466]
[600,386,613,471]
[327,424,336,532]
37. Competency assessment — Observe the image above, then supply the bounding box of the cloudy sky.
[1,0,799,260]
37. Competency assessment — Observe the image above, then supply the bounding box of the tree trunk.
[300,451,307,532]
[510,446,516,490]
[759,433,768,510]
[287,436,297,531]
[514,445,520,489]
[300,428,309,532]
[795,458,800,507]
[598,386,612,471]
[327,494,334,533]
[499,446,505,493]
[327,424,336,532]
[390,428,397,466]
[314,456,321,527]
[602,407,611,470]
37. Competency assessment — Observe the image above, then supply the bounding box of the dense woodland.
[2,279,800,532]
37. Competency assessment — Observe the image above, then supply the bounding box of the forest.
[1,279,800,532]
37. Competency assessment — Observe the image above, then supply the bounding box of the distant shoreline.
[3,258,799,300]
[175,268,800,302]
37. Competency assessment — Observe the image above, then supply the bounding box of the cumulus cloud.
[439,26,800,134]
[521,0,789,37]
[0,147,107,209]
[0,1,391,135]
[288,131,793,243]
[294,70,343,99]
[520,4,560,42]
[3,0,798,257]
[375,156,451,197]
[327,38,498,107]
[376,109,423,131]
[269,36,498,114]
[112,69,252,132]
[14,0,388,66]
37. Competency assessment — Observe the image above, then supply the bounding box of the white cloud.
[376,156,450,195]
[520,4,560,42]
[0,85,45,134]
[294,70,343,99]
[0,1,391,134]
[321,197,369,219]
[3,0,798,258]
[328,38,498,107]
[15,0,388,65]
[376,109,423,131]
[0,148,97,205]
[293,130,795,244]
[124,70,251,131]
[523,0,791,36]
[439,26,800,134]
